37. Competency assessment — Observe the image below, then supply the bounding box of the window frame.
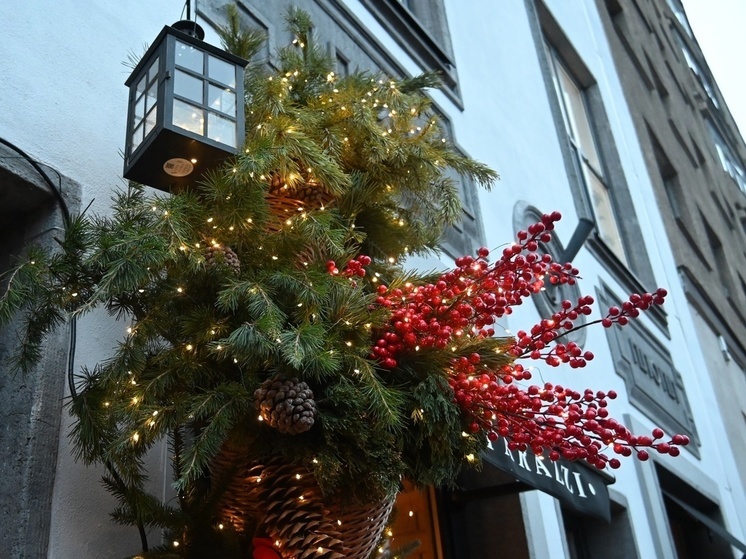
[527,0,659,307]
[545,43,629,266]
[358,0,462,108]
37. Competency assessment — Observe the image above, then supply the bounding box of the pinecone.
[246,460,346,559]
[204,245,241,275]
[254,375,317,434]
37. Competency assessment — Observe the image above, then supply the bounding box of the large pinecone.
[204,245,241,275]
[245,460,346,559]
[254,375,317,434]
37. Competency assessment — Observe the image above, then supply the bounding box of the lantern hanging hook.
[184,0,198,22]
[173,0,204,40]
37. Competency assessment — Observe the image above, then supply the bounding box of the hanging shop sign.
[597,284,699,455]
[483,439,612,521]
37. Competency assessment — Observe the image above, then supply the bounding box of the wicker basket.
[265,170,335,233]
[211,447,395,559]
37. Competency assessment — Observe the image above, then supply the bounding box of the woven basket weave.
[211,447,395,559]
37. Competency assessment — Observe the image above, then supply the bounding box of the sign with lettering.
[484,439,612,521]
[597,284,699,455]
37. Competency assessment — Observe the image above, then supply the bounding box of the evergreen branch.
[278,322,327,368]
[215,3,266,61]
[345,356,405,430]
[175,383,253,489]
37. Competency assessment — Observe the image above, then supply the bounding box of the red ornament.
[253,537,282,559]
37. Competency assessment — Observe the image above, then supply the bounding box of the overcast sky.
[681,0,746,138]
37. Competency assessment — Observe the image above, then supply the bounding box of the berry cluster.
[454,379,688,468]
[325,255,372,277]
[370,211,689,468]
[372,212,576,368]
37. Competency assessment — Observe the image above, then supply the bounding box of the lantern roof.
[125,23,249,88]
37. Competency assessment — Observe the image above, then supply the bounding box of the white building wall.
[1,0,744,557]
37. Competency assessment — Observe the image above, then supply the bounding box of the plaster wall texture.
[438,0,746,554]
[1,3,190,557]
[0,0,745,557]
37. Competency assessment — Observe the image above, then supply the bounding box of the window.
[561,501,639,559]
[359,0,461,106]
[707,119,746,192]
[545,44,628,265]
[703,219,734,299]
[648,127,683,219]
[656,464,745,558]
[673,29,719,109]
[666,0,694,39]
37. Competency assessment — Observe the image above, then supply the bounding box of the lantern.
[123,21,248,192]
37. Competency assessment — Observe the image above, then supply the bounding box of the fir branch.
[215,3,266,61]
[278,322,327,369]
[175,383,254,489]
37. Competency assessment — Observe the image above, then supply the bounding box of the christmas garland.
[0,8,687,558]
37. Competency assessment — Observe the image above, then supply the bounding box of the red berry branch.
[358,211,690,469]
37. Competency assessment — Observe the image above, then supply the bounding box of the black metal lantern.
[123,21,248,192]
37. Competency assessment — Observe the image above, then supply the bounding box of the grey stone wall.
[0,143,81,558]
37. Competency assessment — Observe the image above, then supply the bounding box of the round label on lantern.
[163,158,194,177]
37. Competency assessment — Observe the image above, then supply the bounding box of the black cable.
[0,137,77,396]
[0,138,70,226]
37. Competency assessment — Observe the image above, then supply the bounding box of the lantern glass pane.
[207,55,235,87]
[174,69,203,103]
[134,95,145,120]
[145,83,158,112]
[173,99,204,135]
[207,112,236,147]
[136,75,146,95]
[147,57,160,84]
[144,106,157,137]
[208,84,236,116]
[131,122,144,153]
[175,40,203,74]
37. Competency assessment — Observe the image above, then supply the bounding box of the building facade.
[599,0,746,513]
[1,0,745,558]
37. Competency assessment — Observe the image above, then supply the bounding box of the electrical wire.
[0,137,77,396]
